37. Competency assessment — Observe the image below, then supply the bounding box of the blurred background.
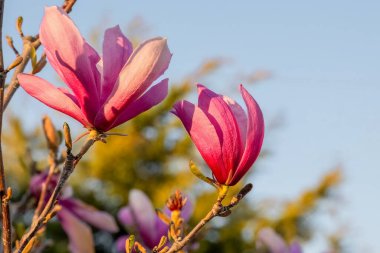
[3,0,380,252]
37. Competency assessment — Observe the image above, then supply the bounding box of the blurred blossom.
[172,84,264,186]
[257,227,303,253]
[117,189,192,252]
[18,6,172,132]
[30,172,118,253]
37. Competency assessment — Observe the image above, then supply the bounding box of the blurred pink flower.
[30,173,118,253]
[172,84,264,186]
[257,228,303,253]
[18,6,172,132]
[117,189,192,252]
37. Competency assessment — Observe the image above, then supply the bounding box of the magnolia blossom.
[257,228,303,253]
[117,189,192,252]
[30,173,118,253]
[18,6,172,132]
[172,84,264,186]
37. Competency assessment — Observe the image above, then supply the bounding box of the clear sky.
[5,1,380,252]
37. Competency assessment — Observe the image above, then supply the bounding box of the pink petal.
[290,242,303,253]
[58,209,95,253]
[84,42,102,96]
[116,235,129,252]
[101,25,133,103]
[197,84,243,183]
[118,206,135,227]
[257,228,288,253]
[96,37,172,127]
[222,95,248,145]
[172,100,226,182]
[18,73,90,127]
[106,78,168,130]
[128,189,158,248]
[40,6,100,122]
[57,87,79,105]
[230,85,264,185]
[63,198,119,233]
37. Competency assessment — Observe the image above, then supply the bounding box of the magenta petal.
[57,87,80,105]
[118,206,135,227]
[105,78,169,130]
[18,74,90,127]
[101,25,133,102]
[290,242,303,253]
[40,6,100,121]
[257,228,288,253]
[222,95,248,145]
[129,189,160,249]
[230,85,264,185]
[63,198,119,232]
[58,209,95,253]
[116,235,129,252]
[197,84,243,183]
[172,100,226,182]
[97,37,172,127]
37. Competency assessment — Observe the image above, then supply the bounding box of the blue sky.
[5,1,380,252]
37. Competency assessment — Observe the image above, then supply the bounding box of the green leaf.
[30,46,37,70]
[189,160,216,187]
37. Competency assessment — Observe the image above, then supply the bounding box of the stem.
[15,136,95,253]
[165,187,229,253]
[33,158,56,221]
[3,40,32,110]
[0,0,12,252]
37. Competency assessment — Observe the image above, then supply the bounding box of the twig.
[0,0,13,252]
[2,0,77,111]
[164,184,253,253]
[32,159,56,221]
[15,135,96,253]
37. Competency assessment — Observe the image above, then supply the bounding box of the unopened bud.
[32,54,47,74]
[238,183,253,199]
[43,116,60,153]
[16,16,24,37]
[63,123,72,152]
[6,56,23,72]
[6,36,13,48]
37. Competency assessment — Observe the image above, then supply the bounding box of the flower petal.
[290,242,303,253]
[62,198,118,232]
[106,78,168,130]
[222,95,248,145]
[118,206,135,227]
[40,6,100,121]
[18,73,90,127]
[197,84,243,184]
[230,85,264,185]
[116,235,129,253]
[96,37,172,127]
[257,228,288,253]
[129,189,161,248]
[101,25,133,103]
[58,208,95,253]
[172,100,226,182]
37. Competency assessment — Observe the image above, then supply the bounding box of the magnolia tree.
[0,1,343,253]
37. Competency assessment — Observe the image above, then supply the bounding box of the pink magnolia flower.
[116,189,192,252]
[30,172,118,253]
[257,228,303,253]
[18,6,172,132]
[172,84,264,186]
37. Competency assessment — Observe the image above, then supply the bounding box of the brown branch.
[0,0,13,251]
[164,184,252,253]
[15,135,96,253]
